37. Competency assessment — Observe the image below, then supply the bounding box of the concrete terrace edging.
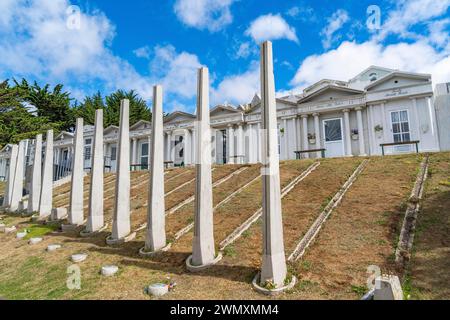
[395,155,430,267]
[288,159,369,262]
[185,252,223,272]
[251,273,297,296]
[219,161,321,251]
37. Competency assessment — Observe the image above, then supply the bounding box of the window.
[391,110,410,143]
[140,143,149,168]
[111,147,117,161]
[369,72,377,82]
[85,138,92,145]
[84,146,91,161]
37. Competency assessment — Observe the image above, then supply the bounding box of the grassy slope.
[0,154,448,300]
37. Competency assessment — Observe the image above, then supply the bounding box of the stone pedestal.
[28,134,42,213]
[186,67,220,270]
[108,100,135,244]
[84,109,105,235]
[2,144,18,208]
[256,41,289,291]
[9,140,26,212]
[39,130,54,218]
[141,86,167,254]
[68,118,85,226]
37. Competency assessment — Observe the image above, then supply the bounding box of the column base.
[139,242,172,257]
[185,252,223,272]
[106,232,136,245]
[61,219,87,232]
[251,272,297,296]
[358,154,368,157]
[79,223,109,237]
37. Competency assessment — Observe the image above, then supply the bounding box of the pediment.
[210,105,241,117]
[164,111,196,124]
[55,131,74,141]
[104,125,119,136]
[130,120,151,131]
[299,86,363,103]
[365,72,431,91]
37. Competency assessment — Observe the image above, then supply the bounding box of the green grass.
[20,224,59,240]
[223,245,236,257]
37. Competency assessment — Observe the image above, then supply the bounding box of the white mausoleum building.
[0,66,448,181]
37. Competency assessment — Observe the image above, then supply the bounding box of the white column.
[313,113,321,158]
[143,85,166,253]
[343,109,352,156]
[28,134,42,213]
[170,133,176,164]
[184,129,191,166]
[68,118,85,225]
[355,107,366,156]
[39,130,53,218]
[10,140,26,212]
[227,124,235,164]
[191,128,196,164]
[166,131,172,162]
[109,99,133,243]
[85,109,105,233]
[2,145,18,208]
[283,118,288,160]
[427,96,440,149]
[381,102,388,142]
[259,41,288,289]
[293,116,299,153]
[131,138,138,165]
[237,124,244,164]
[188,67,219,270]
[301,115,309,159]
[248,124,255,163]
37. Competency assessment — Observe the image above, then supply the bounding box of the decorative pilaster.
[237,124,244,164]
[228,124,235,164]
[301,115,309,159]
[313,113,321,158]
[283,118,288,160]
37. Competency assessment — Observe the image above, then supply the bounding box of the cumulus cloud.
[245,14,299,44]
[133,46,151,59]
[173,0,235,32]
[375,0,450,41]
[320,9,349,49]
[290,40,450,89]
[211,62,260,105]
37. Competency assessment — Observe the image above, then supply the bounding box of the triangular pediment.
[210,105,240,117]
[365,72,431,91]
[55,131,74,141]
[130,120,151,131]
[298,85,363,103]
[104,125,119,136]
[164,111,196,124]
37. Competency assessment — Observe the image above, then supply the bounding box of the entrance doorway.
[323,118,344,158]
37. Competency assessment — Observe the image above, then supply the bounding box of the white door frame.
[322,117,345,157]
[389,109,412,153]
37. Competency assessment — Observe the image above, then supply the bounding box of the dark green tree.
[74,91,105,125]
[104,90,151,127]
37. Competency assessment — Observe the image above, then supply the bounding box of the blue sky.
[0,0,449,113]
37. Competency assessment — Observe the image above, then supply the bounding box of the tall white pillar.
[131,138,138,165]
[184,129,191,166]
[10,140,26,212]
[2,145,18,208]
[142,86,167,254]
[68,118,85,225]
[256,122,261,163]
[355,107,366,156]
[258,41,288,289]
[301,115,309,159]
[28,134,42,213]
[187,67,220,270]
[248,124,255,164]
[343,109,352,156]
[170,133,176,164]
[39,130,53,218]
[108,100,134,244]
[227,124,235,164]
[427,96,440,148]
[191,128,196,164]
[293,116,299,153]
[84,109,105,234]
[237,124,244,164]
[313,113,321,158]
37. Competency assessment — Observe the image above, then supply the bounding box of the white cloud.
[211,62,260,105]
[245,14,299,44]
[290,40,450,89]
[173,0,235,32]
[133,46,151,59]
[286,5,317,23]
[375,0,450,41]
[150,45,203,99]
[320,9,349,49]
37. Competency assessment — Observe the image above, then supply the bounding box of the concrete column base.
[61,219,86,232]
[185,252,223,272]
[79,223,109,238]
[252,273,297,296]
[139,242,172,257]
[106,231,136,245]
